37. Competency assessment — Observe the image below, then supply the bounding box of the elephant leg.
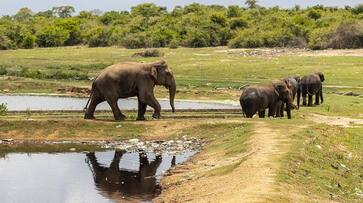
[302,92,307,106]
[141,94,161,119]
[268,105,277,117]
[308,95,313,106]
[258,110,265,118]
[315,92,320,105]
[280,103,285,117]
[84,95,104,119]
[106,98,126,121]
[137,99,147,121]
[320,89,324,104]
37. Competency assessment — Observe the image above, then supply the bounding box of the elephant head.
[315,72,325,82]
[150,60,176,112]
[274,81,293,107]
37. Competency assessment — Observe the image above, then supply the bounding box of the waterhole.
[0,150,195,203]
[0,95,239,111]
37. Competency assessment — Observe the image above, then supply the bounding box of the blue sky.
[0,0,361,16]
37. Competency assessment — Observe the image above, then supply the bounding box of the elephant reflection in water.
[86,150,176,201]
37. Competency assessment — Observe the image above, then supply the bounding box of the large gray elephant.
[84,60,176,121]
[276,76,300,117]
[297,72,324,107]
[240,80,294,119]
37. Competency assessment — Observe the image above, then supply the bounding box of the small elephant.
[240,80,294,119]
[84,60,176,121]
[297,72,324,107]
[275,76,300,117]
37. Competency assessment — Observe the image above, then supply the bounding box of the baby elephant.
[275,76,300,118]
[240,80,294,119]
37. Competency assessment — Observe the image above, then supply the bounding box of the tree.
[52,6,75,18]
[14,8,33,21]
[131,3,166,17]
[245,0,258,9]
[36,25,69,47]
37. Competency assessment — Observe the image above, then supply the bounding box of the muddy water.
[0,150,195,203]
[0,95,239,111]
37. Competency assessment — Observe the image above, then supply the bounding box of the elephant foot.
[152,113,161,119]
[84,114,95,120]
[114,116,125,121]
[136,117,146,121]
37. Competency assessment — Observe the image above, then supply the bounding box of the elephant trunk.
[169,77,176,113]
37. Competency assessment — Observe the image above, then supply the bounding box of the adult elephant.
[240,80,294,119]
[276,76,300,117]
[84,60,176,121]
[297,72,324,107]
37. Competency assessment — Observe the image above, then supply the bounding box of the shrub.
[22,35,36,49]
[88,28,111,47]
[228,29,263,48]
[184,29,209,47]
[36,25,69,47]
[230,17,248,30]
[327,21,363,49]
[0,67,7,75]
[121,32,149,48]
[132,49,164,57]
[168,39,179,49]
[0,35,15,50]
[0,103,7,116]
[308,27,332,49]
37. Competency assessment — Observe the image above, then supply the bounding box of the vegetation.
[279,125,363,202]
[1,3,363,50]
[0,103,7,115]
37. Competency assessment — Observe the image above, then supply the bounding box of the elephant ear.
[151,66,158,81]
[274,82,287,97]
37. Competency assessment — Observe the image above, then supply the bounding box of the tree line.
[0,2,363,50]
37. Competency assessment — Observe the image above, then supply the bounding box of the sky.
[0,0,362,16]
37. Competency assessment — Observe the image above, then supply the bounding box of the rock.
[116,125,122,128]
[0,140,2,144]
[315,145,322,150]
[128,138,139,144]
[2,138,13,142]
[69,148,76,151]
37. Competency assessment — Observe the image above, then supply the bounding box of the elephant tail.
[83,80,96,112]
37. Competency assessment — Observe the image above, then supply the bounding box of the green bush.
[0,103,7,116]
[228,29,263,48]
[36,25,69,47]
[22,35,36,49]
[0,35,15,50]
[88,28,111,47]
[0,67,7,75]
[121,32,149,48]
[168,38,179,49]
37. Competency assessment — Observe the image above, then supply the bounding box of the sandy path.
[156,121,294,202]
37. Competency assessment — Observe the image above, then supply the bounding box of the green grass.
[0,47,362,98]
[278,125,363,202]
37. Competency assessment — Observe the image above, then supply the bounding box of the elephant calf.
[240,80,294,119]
[275,76,300,118]
[297,72,324,107]
[84,60,176,121]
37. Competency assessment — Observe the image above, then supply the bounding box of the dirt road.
[156,121,300,202]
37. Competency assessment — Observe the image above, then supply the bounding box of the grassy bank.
[1,47,363,100]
